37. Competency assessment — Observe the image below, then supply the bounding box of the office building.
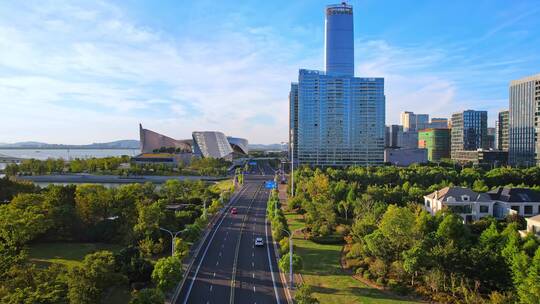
[401,111,429,131]
[487,127,496,150]
[385,125,403,148]
[509,74,540,166]
[416,114,430,131]
[401,112,416,131]
[497,110,509,151]
[401,131,418,149]
[292,3,385,167]
[452,149,507,166]
[451,110,488,160]
[289,83,299,162]
[324,3,354,77]
[418,128,451,161]
[429,118,449,129]
[297,70,385,166]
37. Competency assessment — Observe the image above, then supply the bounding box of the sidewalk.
[277,183,304,291]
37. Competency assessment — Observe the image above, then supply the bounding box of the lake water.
[0,149,139,160]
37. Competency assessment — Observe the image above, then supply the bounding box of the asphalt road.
[176,162,287,304]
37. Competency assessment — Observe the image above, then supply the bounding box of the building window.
[448,205,472,214]
[524,205,533,215]
[461,195,470,201]
[480,205,489,213]
[511,205,520,213]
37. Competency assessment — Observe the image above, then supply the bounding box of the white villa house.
[424,187,540,223]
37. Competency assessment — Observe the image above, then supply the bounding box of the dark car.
[231,208,237,214]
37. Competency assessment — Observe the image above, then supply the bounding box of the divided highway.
[175,163,287,304]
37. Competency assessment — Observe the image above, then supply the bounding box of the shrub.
[363,270,372,280]
[279,237,289,255]
[369,258,387,279]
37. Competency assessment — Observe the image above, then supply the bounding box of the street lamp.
[281,138,294,197]
[281,229,294,289]
[159,227,183,256]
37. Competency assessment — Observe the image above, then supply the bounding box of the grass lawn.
[284,211,421,304]
[28,242,124,268]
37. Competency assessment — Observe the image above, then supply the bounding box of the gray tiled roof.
[487,187,540,203]
[425,187,492,202]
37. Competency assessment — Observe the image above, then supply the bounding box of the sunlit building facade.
[508,74,540,166]
[296,70,385,166]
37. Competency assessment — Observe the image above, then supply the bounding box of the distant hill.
[248,143,284,151]
[0,140,282,151]
[0,140,140,149]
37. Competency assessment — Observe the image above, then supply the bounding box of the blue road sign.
[249,161,257,165]
[265,180,277,189]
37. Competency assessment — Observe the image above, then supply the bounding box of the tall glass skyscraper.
[324,3,354,77]
[290,3,385,167]
[450,110,488,160]
[508,74,540,166]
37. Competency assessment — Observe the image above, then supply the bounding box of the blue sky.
[0,0,539,144]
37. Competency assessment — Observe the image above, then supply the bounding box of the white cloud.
[0,1,315,144]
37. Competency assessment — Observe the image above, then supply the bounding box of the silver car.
[255,237,264,247]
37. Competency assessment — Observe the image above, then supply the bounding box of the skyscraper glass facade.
[508,74,540,166]
[291,3,385,167]
[296,69,385,166]
[289,83,299,163]
[324,3,354,77]
[451,110,488,160]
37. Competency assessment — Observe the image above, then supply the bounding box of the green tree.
[152,256,183,292]
[68,251,125,304]
[278,253,303,273]
[378,205,415,258]
[294,284,319,304]
[518,248,540,303]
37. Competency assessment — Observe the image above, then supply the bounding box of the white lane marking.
[206,301,210,304]
[253,286,256,293]
[252,252,254,257]
[265,203,281,304]
[213,272,216,277]
[252,262,254,268]
[252,273,255,279]
[219,251,222,257]
[216,261,219,266]
[210,285,213,292]
[182,185,247,304]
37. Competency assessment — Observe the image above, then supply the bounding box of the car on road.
[255,237,264,247]
[231,207,237,214]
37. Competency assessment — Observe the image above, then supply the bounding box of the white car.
[255,237,264,247]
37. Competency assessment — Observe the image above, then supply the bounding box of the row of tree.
[4,156,232,177]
